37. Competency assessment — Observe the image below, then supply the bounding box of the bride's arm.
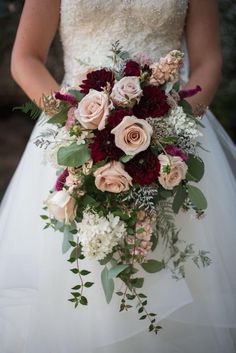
[11,0,61,104]
[184,0,222,112]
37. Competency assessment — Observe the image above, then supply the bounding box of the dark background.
[0,0,235,199]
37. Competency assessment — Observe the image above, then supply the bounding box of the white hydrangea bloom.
[77,211,127,260]
[166,106,202,140]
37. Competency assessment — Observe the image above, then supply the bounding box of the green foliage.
[13,101,42,120]
[172,185,187,214]
[187,185,208,211]
[141,260,165,273]
[57,143,91,167]
[101,265,114,303]
[186,154,205,182]
[48,107,68,125]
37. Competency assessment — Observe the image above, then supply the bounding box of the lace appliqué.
[60,0,189,85]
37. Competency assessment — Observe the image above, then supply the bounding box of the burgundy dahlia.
[165,145,188,161]
[80,69,114,94]
[133,85,170,119]
[125,149,160,185]
[123,60,141,77]
[108,109,133,129]
[54,169,69,191]
[89,127,123,162]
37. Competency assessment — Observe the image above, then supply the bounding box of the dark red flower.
[80,69,114,94]
[54,92,78,106]
[54,169,69,191]
[123,60,141,77]
[89,127,123,162]
[133,85,170,119]
[108,109,133,129]
[165,145,188,161]
[125,149,160,185]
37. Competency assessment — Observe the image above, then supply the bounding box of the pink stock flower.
[150,50,184,85]
[65,107,76,130]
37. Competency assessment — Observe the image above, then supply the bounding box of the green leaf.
[84,282,94,288]
[186,154,205,182]
[120,154,135,163]
[99,252,113,265]
[141,260,165,273]
[80,296,88,305]
[172,185,187,214]
[13,101,42,120]
[72,285,81,290]
[80,270,91,276]
[48,107,68,125]
[62,227,74,253]
[69,241,77,247]
[130,277,144,288]
[179,99,193,115]
[57,143,91,167]
[108,264,129,280]
[70,268,79,274]
[139,315,147,320]
[101,266,114,304]
[187,185,207,210]
[40,214,48,220]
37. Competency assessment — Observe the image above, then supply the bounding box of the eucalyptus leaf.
[141,259,165,273]
[186,154,204,182]
[187,185,207,210]
[101,266,114,303]
[172,185,187,214]
[57,143,91,167]
[108,264,129,280]
[62,227,74,253]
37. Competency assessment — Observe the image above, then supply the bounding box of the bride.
[1,0,236,352]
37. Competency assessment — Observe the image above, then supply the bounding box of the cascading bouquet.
[24,42,211,333]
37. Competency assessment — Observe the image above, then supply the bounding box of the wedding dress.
[0,1,236,352]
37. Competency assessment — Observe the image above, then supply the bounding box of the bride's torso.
[59,0,189,84]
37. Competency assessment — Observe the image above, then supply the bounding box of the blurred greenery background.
[0,0,235,198]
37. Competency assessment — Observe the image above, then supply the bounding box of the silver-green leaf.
[108,264,129,280]
[57,143,91,167]
[101,266,114,304]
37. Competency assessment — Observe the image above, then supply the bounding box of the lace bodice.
[60,0,189,85]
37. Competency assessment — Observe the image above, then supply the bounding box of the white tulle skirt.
[0,109,236,353]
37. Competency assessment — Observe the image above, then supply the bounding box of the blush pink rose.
[94,161,132,193]
[110,76,142,107]
[111,115,153,155]
[75,89,110,130]
[158,154,188,190]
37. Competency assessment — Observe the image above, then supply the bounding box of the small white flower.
[166,106,202,140]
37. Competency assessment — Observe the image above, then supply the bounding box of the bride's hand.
[183,0,222,112]
[11,0,61,104]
